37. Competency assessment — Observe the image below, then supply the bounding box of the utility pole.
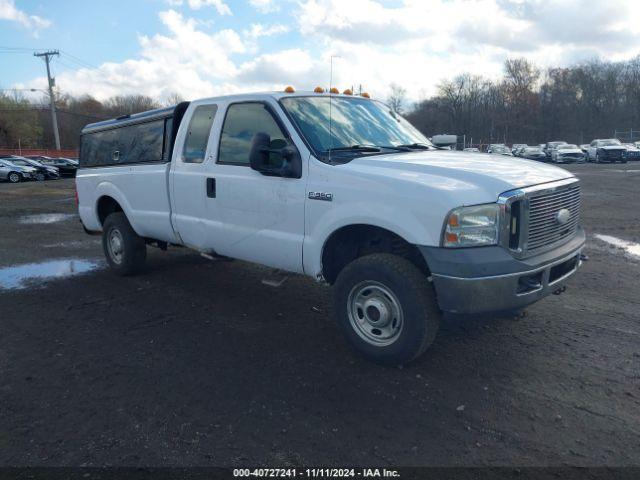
[34,50,61,150]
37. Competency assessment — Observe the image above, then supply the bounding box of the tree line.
[0,92,177,150]
[2,56,640,150]
[404,57,640,147]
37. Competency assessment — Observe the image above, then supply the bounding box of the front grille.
[603,149,624,159]
[525,184,581,254]
[559,153,582,159]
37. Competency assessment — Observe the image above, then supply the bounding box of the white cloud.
[250,0,280,14]
[244,23,289,39]
[167,0,232,15]
[0,0,51,32]
[16,0,640,104]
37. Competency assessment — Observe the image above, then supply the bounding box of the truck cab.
[77,90,585,365]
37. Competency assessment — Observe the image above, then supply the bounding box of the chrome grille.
[526,184,581,254]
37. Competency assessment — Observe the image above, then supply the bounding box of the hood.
[18,166,37,173]
[346,150,575,199]
[599,145,625,150]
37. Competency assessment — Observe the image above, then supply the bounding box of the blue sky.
[2,0,640,103]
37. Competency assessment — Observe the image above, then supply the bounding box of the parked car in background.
[488,145,513,156]
[520,146,547,161]
[623,143,640,160]
[544,141,568,159]
[585,139,627,163]
[0,156,59,181]
[463,147,480,152]
[0,158,37,183]
[551,144,585,163]
[512,144,527,156]
[29,156,79,177]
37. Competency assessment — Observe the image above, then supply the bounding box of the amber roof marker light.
[329,87,340,94]
[361,92,371,98]
[284,86,295,93]
[343,89,353,95]
[314,86,325,93]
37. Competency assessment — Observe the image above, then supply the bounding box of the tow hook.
[553,286,567,295]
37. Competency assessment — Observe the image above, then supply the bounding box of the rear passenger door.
[170,103,220,250]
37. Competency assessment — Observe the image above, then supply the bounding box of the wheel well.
[321,224,430,284]
[97,196,123,226]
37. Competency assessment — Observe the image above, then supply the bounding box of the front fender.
[303,201,439,278]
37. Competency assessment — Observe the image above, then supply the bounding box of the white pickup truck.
[77,90,585,365]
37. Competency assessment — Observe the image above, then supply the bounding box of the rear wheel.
[333,253,441,365]
[8,172,21,183]
[102,212,146,276]
[35,172,45,181]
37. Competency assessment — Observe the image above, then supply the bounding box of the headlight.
[442,204,500,248]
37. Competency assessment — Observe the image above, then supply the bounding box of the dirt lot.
[0,163,639,468]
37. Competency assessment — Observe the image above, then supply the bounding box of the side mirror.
[249,132,302,179]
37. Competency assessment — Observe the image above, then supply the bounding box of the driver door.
[210,101,306,274]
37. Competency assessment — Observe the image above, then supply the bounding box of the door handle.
[206,178,216,198]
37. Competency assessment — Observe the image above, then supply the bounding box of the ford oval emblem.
[556,208,571,225]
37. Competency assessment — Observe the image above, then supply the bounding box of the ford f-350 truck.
[77,90,585,365]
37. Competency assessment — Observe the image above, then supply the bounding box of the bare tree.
[163,92,186,107]
[388,83,407,114]
[104,95,160,117]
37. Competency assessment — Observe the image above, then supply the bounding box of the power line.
[60,50,99,70]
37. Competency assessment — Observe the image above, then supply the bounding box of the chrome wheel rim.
[347,281,404,346]
[9,173,20,183]
[107,228,124,265]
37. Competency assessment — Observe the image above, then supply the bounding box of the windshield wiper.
[395,143,433,150]
[327,144,382,153]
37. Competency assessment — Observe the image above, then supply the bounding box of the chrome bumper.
[426,239,585,314]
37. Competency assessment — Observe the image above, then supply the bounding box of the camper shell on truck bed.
[80,102,190,168]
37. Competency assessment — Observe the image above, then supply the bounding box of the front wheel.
[8,172,21,183]
[333,254,441,365]
[102,212,147,276]
[35,172,45,181]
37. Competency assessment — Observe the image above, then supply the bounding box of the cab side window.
[218,103,287,166]
[182,104,218,163]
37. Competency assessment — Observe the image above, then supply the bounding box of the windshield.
[559,144,578,149]
[280,96,432,161]
[524,147,542,153]
[8,158,29,166]
[599,139,621,146]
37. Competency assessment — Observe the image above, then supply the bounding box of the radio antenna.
[329,55,340,165]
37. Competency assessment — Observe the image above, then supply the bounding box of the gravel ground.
[0,163,638,467]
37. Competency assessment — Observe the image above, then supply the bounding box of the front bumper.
[419,228,586,314]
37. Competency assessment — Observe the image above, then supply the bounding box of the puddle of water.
[0,259,101,290]
[594,234,640,259]
[41,240,101,248]
[18,213,77,225]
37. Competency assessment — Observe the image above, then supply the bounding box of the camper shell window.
[79,102,189,168]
